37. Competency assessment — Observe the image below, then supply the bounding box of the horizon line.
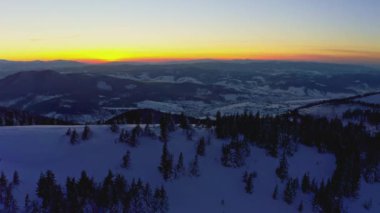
[1,57,379,68]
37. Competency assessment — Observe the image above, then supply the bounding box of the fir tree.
[119,129,128,143]
[160,186,169,213]
[244,173,254,194]
[4,187,17,212]
[158,142,173,181]
[114,174,127,199]
[24,194,31,212]
[283,178,297,204]
[276,153,288,181]
[82,125,91,140]
[220,139,250,168]
[159,116,169,142]
[65,128,72,136]
[301,173,310,193]
[221,145,229,167]
[363,199,372,210]
[77,170,94,200]
[121,151,131,169]
[128,126,139,147]
[144,123,155,138]
[110,122,119,133]
[153,186,169,213]
[70,129,79,144]
[205,116,213,129]
[167,114,176,132]
[215,111,224,138]
[179,112,189,129]
[298,201,304,212]
[65,177,80,212]
[189,155,200,177]
[242,171,256,194]
[36,170,64,211]
[12,171,20,185]
[175,152,185,178]
[196,137,206,156]
[185,128,194,141]
[0,172,8,188]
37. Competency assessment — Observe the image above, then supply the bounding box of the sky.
[0,0,379,65]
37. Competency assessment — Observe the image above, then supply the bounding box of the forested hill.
[0,106,73,126]
[104,109,206,125]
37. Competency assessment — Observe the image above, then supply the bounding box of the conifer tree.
[110,122,119,133]
[36,170,64,211]
[159,116,169,142]
[215,111,223,138]
[276,153,288,181]
[175,152,185,178]
[160,186,169,213]
[78,170,94,200]
[283,178,296,204]
[298,201,304,212]
[363,199,372,210]
[221,145,229,167]
[220,139,250,168]
[4,187,17,212]
[119,129,127,143]
[153,186,169,213]
[179,112,189,129]
[158,142,173,181]
[12,171,19,185]
[189,155,200,177]
[24,194,31,212]
[121,151,131,169]
[244,173,254,194]
[205,116,213,129]
[65,128,72,136]
[196,137,206,156]
[0,172,8,188]
[301,173,310,193]
[144,123,155,138]
[70,129,79,144]
[82,125,91,140]
[185,128,194,140]
[128,126,139,147]
[167,114,176,132]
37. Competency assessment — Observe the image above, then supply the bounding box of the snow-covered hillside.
[297,92,380,135]
[2,125,374,212]
[357,94,380,105]
[1,61,380,122]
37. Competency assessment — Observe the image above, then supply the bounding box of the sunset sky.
[1,0,379,65]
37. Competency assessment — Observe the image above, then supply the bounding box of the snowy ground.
[0,125,376,212]
[357,94,380,105]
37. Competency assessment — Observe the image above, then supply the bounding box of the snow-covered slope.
[297,92,380,135]
[0,125,344,212]
[356,93,380,105]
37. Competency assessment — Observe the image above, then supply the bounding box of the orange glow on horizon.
[4,53,380,66]
[47,53,380,66]
[1,48,379,65]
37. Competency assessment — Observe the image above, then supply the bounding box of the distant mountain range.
[0,60,379,123]
[0,60,85,78]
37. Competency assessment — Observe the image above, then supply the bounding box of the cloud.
[322,49,380,56]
